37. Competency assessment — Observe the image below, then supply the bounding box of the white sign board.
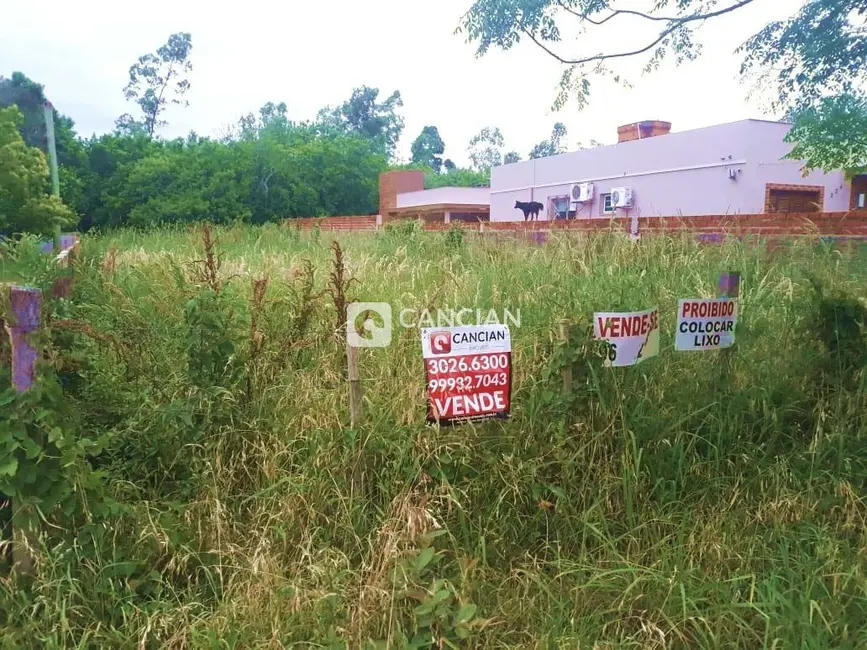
[593,307,660,367]
[675,298,738,351]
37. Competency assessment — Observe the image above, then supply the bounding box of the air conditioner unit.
[611,187,633,208]
[570,182,595,202]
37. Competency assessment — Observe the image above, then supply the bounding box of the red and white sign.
[593,307,660,367]
[421,324,511,425]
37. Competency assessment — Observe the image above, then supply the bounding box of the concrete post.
[4,285,42,575]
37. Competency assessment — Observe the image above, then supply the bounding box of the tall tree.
[0,106,74,236]
[468,126,505,171]
[317,86,404,160]
[410,125,446,171]
[117,32,193,136]
[528,122,567,159]
[739,1,867,112]
[784,94,867,177]
[503,151,522,164]
[0,72,79,166]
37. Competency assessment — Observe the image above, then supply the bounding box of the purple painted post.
[4,286,41,574]
[8,286,42,393]
[718,272,741,299]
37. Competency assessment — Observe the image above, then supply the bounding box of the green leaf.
[454,603,477,624]
[21,436,41,460]
[0,456,18,477]
[414,546,436,572]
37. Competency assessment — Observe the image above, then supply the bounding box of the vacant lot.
[2,223,867,648]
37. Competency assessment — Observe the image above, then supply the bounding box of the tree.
[468,126,505,171]
[528,122,567,159]
[117,32,193,136]
[503,151,521,164]
[317,86,404,159]
[739,0,867,112]
[458,0,863,112]
[0,106,74,237]
[784,94,867,178]
[444,158,457,171]
[425,167,490,188]
[0,72,80,166]
[410,126,446,172]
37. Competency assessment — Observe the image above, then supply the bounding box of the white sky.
[1,0,805,166]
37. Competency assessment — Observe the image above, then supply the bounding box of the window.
[601,193,614,214]
[549,195,570,219]
[858,193,866,209]
[765,184,823,214]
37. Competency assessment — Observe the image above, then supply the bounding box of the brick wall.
[286,212,867,237]
[617,121,672,143]
[288,216,380,231]
[378,171,425,221]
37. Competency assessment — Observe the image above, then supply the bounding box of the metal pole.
[43,101,61,251]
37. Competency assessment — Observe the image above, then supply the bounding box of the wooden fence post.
[347,342,363,426]
[4,285,42,575]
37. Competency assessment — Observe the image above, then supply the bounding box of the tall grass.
[2,223,867,648]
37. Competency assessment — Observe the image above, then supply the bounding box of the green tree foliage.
[317,86,405,160]
[739,1,867,112]
[410,126,446,172]
[425,167,490,188]
[459,0,867,112]
[784,94,867,177]
[468,126,505,171]
[459,0,749,108]
[0,106,75,236]
[117,32,193,136]
[0,72,80,166]
[528,122,567,159]
[503,151,521,164]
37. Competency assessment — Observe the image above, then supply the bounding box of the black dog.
[515,200,544,221]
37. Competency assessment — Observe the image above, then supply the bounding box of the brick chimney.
[617,120,672,143]
[379,170,425,221]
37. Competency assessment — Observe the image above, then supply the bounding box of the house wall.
[489,120,850,221]
[396,186,490,208]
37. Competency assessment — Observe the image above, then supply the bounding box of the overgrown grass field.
[2,222,867,648]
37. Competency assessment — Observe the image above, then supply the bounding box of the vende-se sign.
[675,298,738,351]
[593,307,660,367]
[421,324,511,425]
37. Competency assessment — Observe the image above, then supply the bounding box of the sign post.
[593,307,660,367]
[422,324,511,425]
[3,285,42,575]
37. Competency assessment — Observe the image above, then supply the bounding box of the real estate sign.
[421,324,511,425]
[593,307,660,367]
[674,298,738,351]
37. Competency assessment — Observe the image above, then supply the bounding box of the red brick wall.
[288,216,379,231]
[378,171,425,221]
[287,212,867,237]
